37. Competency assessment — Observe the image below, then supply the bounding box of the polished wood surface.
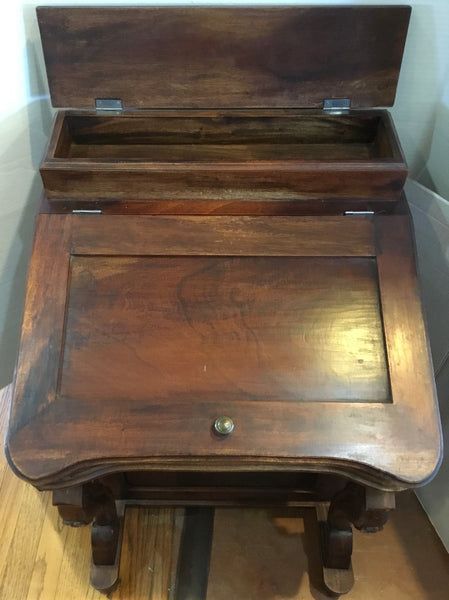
[41,110,407,205]
[60,255,389,404]
[41,197,406,217]
[1,383,181,599]
[5,5,443,596]
[2,386,449,600]
[37,6,410,109]
[55,114,390,160]
[70,214,376,256]
[56,112,384,150]
[6,214,441,490]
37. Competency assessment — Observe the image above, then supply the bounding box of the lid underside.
[37,5,411,110]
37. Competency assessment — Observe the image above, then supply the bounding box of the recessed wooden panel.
[37,6,410,109]
[60,256,389,404]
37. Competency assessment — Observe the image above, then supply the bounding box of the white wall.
[1,0,449,542]
[407,180,449,551]
[419,77,449,200]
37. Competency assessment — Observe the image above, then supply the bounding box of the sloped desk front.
[6,213,441,593]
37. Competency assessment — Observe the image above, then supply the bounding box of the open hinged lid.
[37,5,411,110]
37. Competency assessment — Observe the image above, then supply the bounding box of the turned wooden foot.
[53,482,125,594]
[318,483,395,595]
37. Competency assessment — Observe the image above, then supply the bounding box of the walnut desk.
[6,6,442,596]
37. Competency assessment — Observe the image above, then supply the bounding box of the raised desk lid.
[37,5,411,110]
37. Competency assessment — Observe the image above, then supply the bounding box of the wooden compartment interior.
[54,113,395,162]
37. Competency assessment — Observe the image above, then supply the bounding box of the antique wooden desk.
[6,6,442,596]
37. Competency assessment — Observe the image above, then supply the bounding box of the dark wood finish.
[6,213,441,492]
[326,484,394,536]
[37,8,408,209]
[53,485,93,526]
[53,114,390,160]
[6,215,71,441]
[48,473,344,593]
[60,255,389,404]
[40,110,407,206]
[37,6,410,109]
[89,501,125,593]
[319,484,394,594]
[56,112,384,150]
[52,481,125,593]
[49,473,394,594]
[375,215,438,416]
[71,214,376,256]
[6,5,442,596]
[89,482,121,566]
[40,198,404,217]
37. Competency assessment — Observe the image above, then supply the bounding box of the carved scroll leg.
[317,483,395,596]
[54,482,125,594]
[317,502,354,596]
[88,482,125,594]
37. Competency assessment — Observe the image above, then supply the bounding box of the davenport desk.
[6,5,442,595]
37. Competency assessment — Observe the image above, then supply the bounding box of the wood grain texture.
[40,110,407,205]
[36,6,410,109]
[55,114,385,160]
[5,214,441,490]
[58,112,383,148]
[40,163,407,204]
[71,215,376,256]
[0,384,182,600]
[4,6,443,595]
[7,216,71,438]
[375,216,441,421]
[40,198,405,217]
[60,255,390,404]
[2,386,449,600]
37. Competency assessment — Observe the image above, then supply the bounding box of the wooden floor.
[1,383,449,600]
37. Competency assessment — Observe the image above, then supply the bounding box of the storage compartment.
[41,110,407,210]
[55,113,389,161]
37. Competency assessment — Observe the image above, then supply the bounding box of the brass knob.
[214,416,234,436]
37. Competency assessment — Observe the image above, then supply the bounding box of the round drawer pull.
[214,416,234,436]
